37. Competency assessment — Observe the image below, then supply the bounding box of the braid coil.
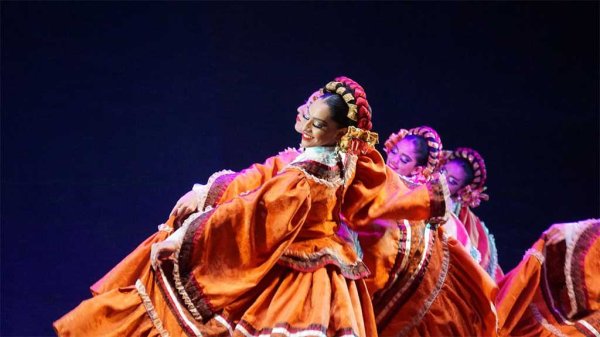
[322,76,377,155]
[448,147,489,208]
[383,126,443,179]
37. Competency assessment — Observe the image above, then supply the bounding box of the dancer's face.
[295,90,322,133]
[300,98,347,148]
[442,161,469,196]
[386,138,420,176]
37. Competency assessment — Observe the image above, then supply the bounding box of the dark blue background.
[2,3,598,336]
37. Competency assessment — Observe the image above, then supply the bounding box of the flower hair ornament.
[383,126,443,181]
[322,76,378,156]
[447,147,489,208]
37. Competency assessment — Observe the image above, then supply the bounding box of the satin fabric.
[89,149,301,296]
[358,219,499,337]
[496,221,600,336]
[54,147,445,337]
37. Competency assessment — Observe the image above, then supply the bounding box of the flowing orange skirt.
[375,228,499,337]
[54,264,377,337]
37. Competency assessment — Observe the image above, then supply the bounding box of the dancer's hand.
[170,190,198,223]
[150,241,179,269]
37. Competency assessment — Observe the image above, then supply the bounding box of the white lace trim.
[278,147,302,156]
[156,266,204,337]
[524,248,545,264]
[172,246,203,321]
[291,146,339,167]
[564,220,593,318]
[281,146,344,188]
[135,279,170,337]
[195,169,235,211]
[169,207,216,321]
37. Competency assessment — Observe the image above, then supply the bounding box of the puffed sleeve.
[173,169,311,318]
[342,149,448,228]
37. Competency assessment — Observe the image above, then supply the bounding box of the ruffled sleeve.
[173,169,311,319]
[342,149,448,228]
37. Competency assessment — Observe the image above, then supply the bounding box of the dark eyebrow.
[312,117,328,126]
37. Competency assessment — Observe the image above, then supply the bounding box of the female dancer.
[88,88,322,296]
[382,127,475,253]
[354,128,499,337]
[442,147,504,281]
[54,77,448,337]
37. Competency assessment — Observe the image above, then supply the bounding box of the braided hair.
[320,76,377,155]
[384,126,443,178]
[333,76,372,131]
[445,147,489,207]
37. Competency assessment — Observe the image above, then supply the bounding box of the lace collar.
[292,146,340,167]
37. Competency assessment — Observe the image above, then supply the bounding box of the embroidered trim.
[570,222,600,320]
[236,320,359,337]
[278,248,370,280]
[155,266,204,337]
[291,160,343,183]
[198,169,236,210]
[136,279,170,337]
[203,172,238,210]
[286,165,343,189]
[173,247,203,321]
[395,231,450,337]
[577,318,600,337]
[177,212,205,238]
[378,220,411,298]
[564,220,593,318]
[540,244,573,326]
[530,304,569,337]
[524,248,545,264]
[177,209,217,320]
[427,175,450,224]
[375,226,434,325]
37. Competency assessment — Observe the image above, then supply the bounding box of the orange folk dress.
[54,146,447,337]
[496,219,600,337]
[346,172,497,337]
[356,179,498,336]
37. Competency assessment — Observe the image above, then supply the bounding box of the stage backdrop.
[2,3,598,336]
